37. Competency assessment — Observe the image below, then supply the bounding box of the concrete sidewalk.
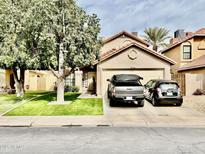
[1,115,205,127]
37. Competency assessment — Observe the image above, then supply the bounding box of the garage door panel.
[101,70,164,97]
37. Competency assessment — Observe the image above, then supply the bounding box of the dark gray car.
[144,79,183,106]
[107,74,145,107]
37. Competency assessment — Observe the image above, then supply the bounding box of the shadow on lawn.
[34,92,81,102]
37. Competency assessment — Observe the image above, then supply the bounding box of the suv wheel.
[152,97,158,106]
[138,100,144,107]
[109,98,116,107]
[176,103,182,106]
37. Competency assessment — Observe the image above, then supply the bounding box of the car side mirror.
[107,79,111,82]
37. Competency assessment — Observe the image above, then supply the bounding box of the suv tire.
[138,100,144,107]
[109,98,116,107]
[176,103,182,106]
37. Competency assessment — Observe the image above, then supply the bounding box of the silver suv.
[107,74,145,107]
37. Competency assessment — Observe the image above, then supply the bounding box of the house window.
[65,74,75,87]
[183,45,192,59]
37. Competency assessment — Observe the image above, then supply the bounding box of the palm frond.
[143,27,170,51]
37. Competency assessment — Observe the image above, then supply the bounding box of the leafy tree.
[0,0,102,102]
[0,0,43,97]
[143,27,170,52]
[40,0,101,103]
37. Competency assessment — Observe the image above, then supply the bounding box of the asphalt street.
[0,127,205,154]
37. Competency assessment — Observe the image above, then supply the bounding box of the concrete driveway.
[103,98,205,127]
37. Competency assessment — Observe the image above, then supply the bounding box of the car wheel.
[109,98,116,107]
[138,100,144,107]
[152,97,158,106]
[176,103,182,106]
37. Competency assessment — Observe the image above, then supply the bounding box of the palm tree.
[143,27,170,52]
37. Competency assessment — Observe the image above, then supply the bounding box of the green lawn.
[5,92,103,116]
[0,91,51,114]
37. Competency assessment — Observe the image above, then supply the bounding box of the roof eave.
[93,43,176,65]
[178,64,205,72]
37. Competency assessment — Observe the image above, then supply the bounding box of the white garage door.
[101,69,164,97]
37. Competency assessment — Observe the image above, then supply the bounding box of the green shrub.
[54,85,80,92]
[64,86,79,92]
[193,89,204,95]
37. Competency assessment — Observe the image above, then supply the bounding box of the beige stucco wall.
[27,71,57,91]
[0,69,6,87]
[185,73,205,96]
[100,36,147,55]
[97,46,172,96]
[5,69,13,88]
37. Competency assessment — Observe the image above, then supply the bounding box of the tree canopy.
[0,0,102,99]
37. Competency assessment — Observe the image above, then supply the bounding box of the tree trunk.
[153,44,158,51]
[57,78,65,104]
[12,68,25,97]
[15,81,24,97]
[56,41,65,103]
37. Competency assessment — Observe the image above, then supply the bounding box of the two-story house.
[162,28,205,95]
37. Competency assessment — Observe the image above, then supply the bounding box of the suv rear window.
[112,74,142,86]
[114,81,142,86]
[159,83,178,90]
[115,74,142,81]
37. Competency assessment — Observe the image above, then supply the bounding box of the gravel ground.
[183,95,205,113]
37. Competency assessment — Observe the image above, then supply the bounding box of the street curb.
[1,123,205,128]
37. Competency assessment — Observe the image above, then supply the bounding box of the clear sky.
[77,0,205,38]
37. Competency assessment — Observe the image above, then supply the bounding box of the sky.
[77,0,205,38]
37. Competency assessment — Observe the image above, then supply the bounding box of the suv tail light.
[112,88,116,96]
[143,88,146,95]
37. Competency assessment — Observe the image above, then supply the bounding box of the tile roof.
[178,55,205,71]
[93,42,176,65]
[102,31,149,47]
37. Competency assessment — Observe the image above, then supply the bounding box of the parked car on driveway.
[144,79,183,106]
[107,74,145,107]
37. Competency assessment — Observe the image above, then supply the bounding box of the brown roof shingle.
[103,31,149,47]
[178,55,205,71]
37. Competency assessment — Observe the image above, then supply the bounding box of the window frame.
[183,45,192,60]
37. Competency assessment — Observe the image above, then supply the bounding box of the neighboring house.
[162,28,205,96]
[4,70,57,91]
[83,31,175,97]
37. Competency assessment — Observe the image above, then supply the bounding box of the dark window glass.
[183,45,192,59]
[65,74,75,87]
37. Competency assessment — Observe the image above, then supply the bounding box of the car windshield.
[159,83,178,90]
